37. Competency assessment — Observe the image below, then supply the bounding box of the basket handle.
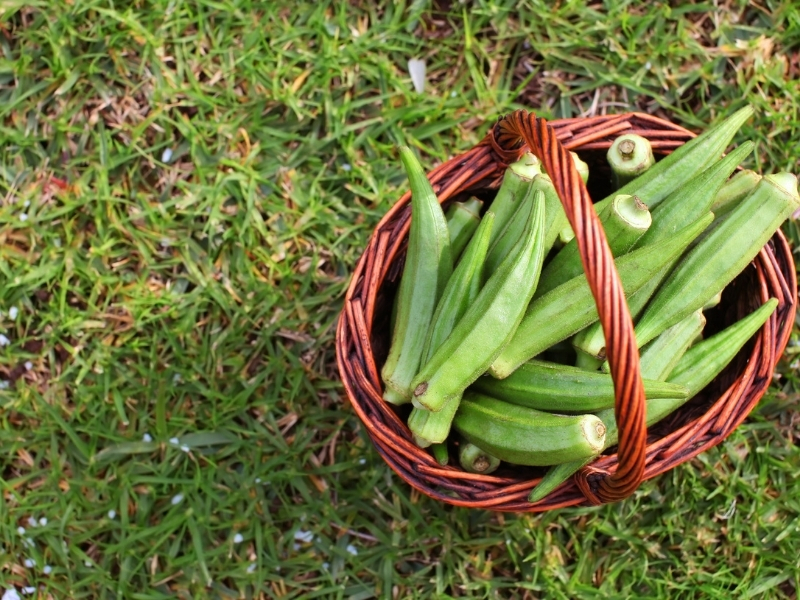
[489,110,647,504]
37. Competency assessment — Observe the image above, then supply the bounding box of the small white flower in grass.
[84,560,92,567]
[346,544,358,556]
[294,530,313,543]
[16,526,25,535]
[180,444,190,453]
[142,433,152,442]
[108,510,116,520]
[342,163,352,172]
[322,562,330,570]
[246,563,257,573]
[171,493,184,505]
[2,589,21,600]
[162,148,173,163]
[0,335,10,346]
[645,61,652,70]
[358,458,366,465]
[24,538,34,548]
[233,533,243,544]
[9,307,18,320]
[172,373,182,384]
[24,362,32,371]
[408,58,426,93]
[23,558,35,568]
[43,565,52,575]
[0,381,8,390]
[38,517,47,526]
[23,200,30,208]
[21,588,35,596]
[27,517,37,528]
[20,214,28,222]
[255,477,261,484]
[169,437,180,445]
[54,238,61,247]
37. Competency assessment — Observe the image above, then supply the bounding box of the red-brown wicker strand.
[335,111,797,512]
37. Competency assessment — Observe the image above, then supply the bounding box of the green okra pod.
[710,169,761,221]
[633,173,800,349]
[489,214,713,379]
[535,194,651,298]
[571,151,590,184]
[458,441,501,474]
[607,134,655,188]
[535,173,570,255]
[488,153,541,240]
[484,188,534,277]
[636,310,706,381]
[593,106,753,213]
[529,298,778,502]
[446,198,483,259]
[471,359,688,413]
[431,442,450,466]
[411,191,547,412]
[410,212,496,444]
[454,392,606,467]
[381,147,453,404]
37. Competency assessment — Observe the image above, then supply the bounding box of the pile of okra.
[381,107,799,502]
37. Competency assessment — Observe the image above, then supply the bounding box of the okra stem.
[608,134,655,188]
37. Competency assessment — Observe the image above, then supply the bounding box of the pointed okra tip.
[509,152,542,180]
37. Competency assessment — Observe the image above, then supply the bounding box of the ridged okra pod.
[484,188,535,277]
[535,194,651,298]
[488,153,541,240]
[410,212,496,444]
[633,173,799,349]
[636,310,706,381]
[607,134,655,188]
[431,443,450,466]
[411,192,547,412]
[446,198,483,259]
[471,359,688,412]
[710,169,761,220]
[381,147,453,404]
[529,298,778,502]
[488,214,713,380]
[592,106,753,214]
[454,392,606,467]
[459,441,501,474]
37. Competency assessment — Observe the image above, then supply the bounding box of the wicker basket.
[335,110,797,511]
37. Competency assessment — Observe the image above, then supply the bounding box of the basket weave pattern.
[335,111,797,511]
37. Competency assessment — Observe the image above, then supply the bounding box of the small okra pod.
[488,153,541,240]
[431,442,450,466]
[453,392,606,467]
[458,441,501,474]
[607,134,655,188]
[446,198,483,259]
[408,393,461,445]
[381,147,454,404]
[411,191,547,412]
[710,169,761,220]
[633,173,800,349]
[534,173,570,255]
[529,298,777,503]
[471,359,688,413]
[571,151,590,184]
[489,214,713,380]
[592,106,754,214]
[636,310,706,381]
[535,194,651,298]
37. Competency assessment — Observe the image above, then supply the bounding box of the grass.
[0,0,799,598]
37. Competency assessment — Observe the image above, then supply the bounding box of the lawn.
[1,0,800,598]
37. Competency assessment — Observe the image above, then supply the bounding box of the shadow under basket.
[335,110,797,512]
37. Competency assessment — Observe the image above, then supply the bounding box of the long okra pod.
[489,214,713,380]
[530,298,777,502]
[381,148,453,404]
[710,169,761,220]
[633,173,799,349]
[636,310,706,381]
[487,153,541,239]
[535,194,651,298]
[411,191,547,412]
[454,392,606,467]
[483,188,535,277]
[446,198,483,259]
[607,134,655,188]
[470,360,688,413]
